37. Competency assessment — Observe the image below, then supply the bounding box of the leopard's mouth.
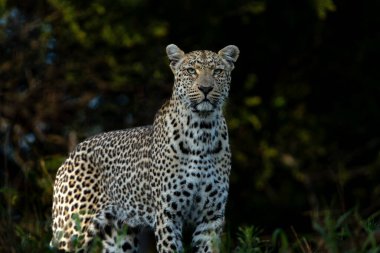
[192,99,215,113]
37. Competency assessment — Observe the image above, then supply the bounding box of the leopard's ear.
[166,44,185,72]
[218,45,239,70]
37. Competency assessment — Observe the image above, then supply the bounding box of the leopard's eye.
[213,69,224,76]
[187,68,196,75]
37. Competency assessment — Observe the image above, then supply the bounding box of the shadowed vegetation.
[1,0,380,252]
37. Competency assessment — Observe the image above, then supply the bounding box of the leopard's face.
[166,45,239,114]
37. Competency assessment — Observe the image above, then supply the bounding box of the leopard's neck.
[154,98,228,156]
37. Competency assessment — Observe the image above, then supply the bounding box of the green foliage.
[235,226,271,253]
[271,228,290,253]
[313,0,336,19]
[311,209,380,253]
[1,0,380,252]
[224,210,380,253]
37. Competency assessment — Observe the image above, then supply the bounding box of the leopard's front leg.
[154,207,183,253]
[191,181,229,253]
[191,217,224,253]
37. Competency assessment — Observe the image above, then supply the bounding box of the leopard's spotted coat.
[51,44,239,253]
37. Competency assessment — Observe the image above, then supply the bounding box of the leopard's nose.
[198,85,213,95]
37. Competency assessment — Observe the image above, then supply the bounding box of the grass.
[1,208,379,253]
[230,208,380,253]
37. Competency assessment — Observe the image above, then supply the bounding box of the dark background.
[1,0,380,252]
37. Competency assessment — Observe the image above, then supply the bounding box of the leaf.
[245,96,262,107]
[247,114,262,130]
[314,0,336,20]
[312,221,326,236]
[272,228,289,250]
[335,209,353,229]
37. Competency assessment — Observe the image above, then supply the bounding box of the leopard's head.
[166,44,239,115]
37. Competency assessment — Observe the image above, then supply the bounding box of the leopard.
[51,44,239,253]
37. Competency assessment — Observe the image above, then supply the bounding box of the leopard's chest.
[151,107,231,217]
